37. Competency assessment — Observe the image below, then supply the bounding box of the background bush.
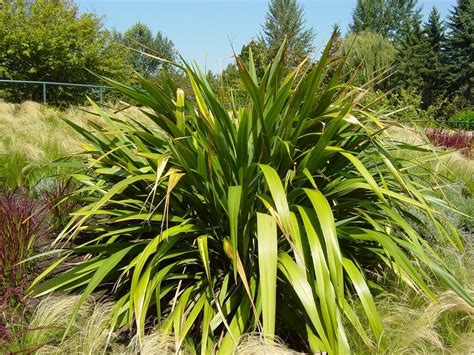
[0,0,131,104]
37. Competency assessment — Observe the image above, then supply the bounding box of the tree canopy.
[445,0,473,104]
[120,22,177,76]
[260,0,315,68]
[0,0,130,103]
[341,31,397,88]
[350,0,421,42]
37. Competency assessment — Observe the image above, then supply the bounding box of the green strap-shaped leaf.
[304,188,344,303]
[64,245,134,338]
[257,212,278,339]
[259,164,292,238]
[228,185,242,280]
[278,252,331,353]
[342,258,383,342]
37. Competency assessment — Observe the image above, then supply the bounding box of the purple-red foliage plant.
[0,190,46,289]
[426,128,473,157]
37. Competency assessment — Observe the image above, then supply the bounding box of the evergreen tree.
[260,0,315,68]
[350,0,420,42]
[396,11,431,91]
[421,6,446,107]
[445,0,473,104]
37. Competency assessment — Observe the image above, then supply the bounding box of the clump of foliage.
[30,38,473,353]
[340,31,397,89]
[115,22,177,77]
[0,101,82,191]
[426,128,473,157]
[0,0,131,104]
[0,190,45,289]
[448,109,474,130]
[1,295,111,353]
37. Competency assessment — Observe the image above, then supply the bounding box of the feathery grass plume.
[347,243,474,354]
[124,330,183,354]
[377,287,474,353]
[0,100,149,191]
[1,294,116,353]
[36,297,115,354]
[30,35,473,353]
[235,333,299,354]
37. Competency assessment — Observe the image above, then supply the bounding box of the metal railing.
[0,79,110,104]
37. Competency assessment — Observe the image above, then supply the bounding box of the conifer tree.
[421,6,447,107]
[396,12,431,91]
[260,0,315,68]
[445,0,473,104]
[350,0,420,43]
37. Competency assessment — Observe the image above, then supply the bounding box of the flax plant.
[29,36,473,354]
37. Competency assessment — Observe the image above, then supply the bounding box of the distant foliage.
[445,0,474,105]
[0,0,131,104]
[260,0,315,69]
[349,0,421,42]
[341,31,397,89]
[449,109,474,129]
[119,22,177,76]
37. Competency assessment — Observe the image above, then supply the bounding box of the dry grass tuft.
[124,331,181,354]
[377,284,474,354]
[0,100,150,190]
[235,334,300,355]
[32,295,114,354]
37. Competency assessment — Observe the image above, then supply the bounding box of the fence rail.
[0,79,111,104]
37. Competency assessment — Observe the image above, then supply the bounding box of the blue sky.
[76,0,456,72]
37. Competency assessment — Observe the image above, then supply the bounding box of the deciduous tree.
[341,31,397,89]
[0,0,130,103]
[122,22,177,76]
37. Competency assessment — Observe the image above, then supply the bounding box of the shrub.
[448,109,474,130]
[30,39,473,353]
[0,0,131,104]
[385,88,442,123]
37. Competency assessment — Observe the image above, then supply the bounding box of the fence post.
[42,82,47,104]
